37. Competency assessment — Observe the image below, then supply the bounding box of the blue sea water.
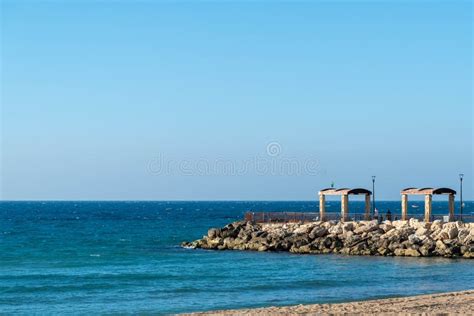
[1,201,473,315]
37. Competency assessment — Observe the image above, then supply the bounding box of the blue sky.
[1,1,472,200]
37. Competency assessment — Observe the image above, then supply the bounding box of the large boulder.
[294,224,314,234]
[419,243,434,256]
[328,223,343,235]
[392,220,409,230]
[458,228,470,241]
[380,223,394,233]
[394,248,405,256]
[431,220,443,232]
[342,222,355,233]
[408,234,422,245]
[208,228,220,238]
[415,227,429,237]
[354,221,378,234]
[409,218,431,230]
[447,226,459,239]
[309,226,328,239]
[436,240,447,251]
[405,248,421,257]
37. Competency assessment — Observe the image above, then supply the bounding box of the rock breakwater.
[182,219,474,258]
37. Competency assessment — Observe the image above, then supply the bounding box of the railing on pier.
[444,214,474,222]
[244,212,474,223]
[244,212,320,223]
[402,214,474,222]
[244,212,368,223]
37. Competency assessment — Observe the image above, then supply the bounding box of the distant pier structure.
[246,186,468,224]
[400,187,456,222]
[318,188,372,222]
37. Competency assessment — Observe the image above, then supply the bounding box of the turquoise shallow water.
[1,201,473,314]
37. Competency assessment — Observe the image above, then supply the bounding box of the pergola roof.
[400,187,456,195]
[319,188,372,195]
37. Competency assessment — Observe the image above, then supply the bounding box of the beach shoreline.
[184,290,474,315]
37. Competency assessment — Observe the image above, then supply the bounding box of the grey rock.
[309,226,328,239]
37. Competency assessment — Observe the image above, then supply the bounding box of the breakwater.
[182,219,474,258]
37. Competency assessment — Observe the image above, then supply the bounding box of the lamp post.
[372,176,376,217]
[459,173,464,221]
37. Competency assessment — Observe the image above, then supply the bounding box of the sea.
[1,201,473,315]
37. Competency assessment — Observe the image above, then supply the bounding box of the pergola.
[318,188,372,222]
[400,187,456,222]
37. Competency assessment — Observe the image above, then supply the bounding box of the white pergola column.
[341,194,349,222]
[364,194,371,220]
[319,194,326,221]
[424,194,432,223]
[401,194,408,221]
[448,193,455,221]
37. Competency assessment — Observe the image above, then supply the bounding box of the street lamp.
[372,176,376,217]
[459,173,464,220]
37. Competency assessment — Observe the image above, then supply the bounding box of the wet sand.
[185,290,474,315]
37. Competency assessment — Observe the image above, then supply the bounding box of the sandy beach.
[186,290,474,315]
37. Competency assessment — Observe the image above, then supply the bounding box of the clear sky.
[1,0,472,200]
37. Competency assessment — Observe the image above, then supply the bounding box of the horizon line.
[1,199,472,202]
